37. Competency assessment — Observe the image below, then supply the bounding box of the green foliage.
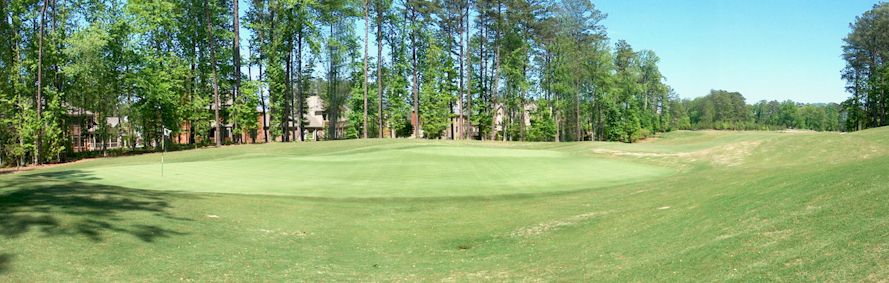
[267,57,286,140]
[685,90,749,130]
[133,55,187,146]
[346,79,379,139]
[527,100,556,142]
[419,35,451,139]
[13,103,39,165]
[41,92,66,161]
[673,91,842,131]
[841,3,889,131]
[384,14,412,138]
[419,86,450,139]
[232,81,261,142]
[319,1,358,140]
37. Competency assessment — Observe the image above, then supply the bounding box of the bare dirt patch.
[779,129,817,134]
[442,270,528,282]
[0,158,96,175]
[258,228,310,238]
[708,141,762,166]
[511,211,612,238]
[591,141,763,167]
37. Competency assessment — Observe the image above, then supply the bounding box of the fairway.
[35,142,671,197]
[2,129,889,281]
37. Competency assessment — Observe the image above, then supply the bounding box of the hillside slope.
[1,129,887,281]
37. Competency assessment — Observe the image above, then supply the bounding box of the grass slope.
[1,129,888,281]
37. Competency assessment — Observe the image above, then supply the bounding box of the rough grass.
[1,128,888,281]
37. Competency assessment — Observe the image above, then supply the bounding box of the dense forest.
[0,0,874,167]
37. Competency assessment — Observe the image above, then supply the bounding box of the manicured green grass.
[1,128,888,281]
[34,141,671,198]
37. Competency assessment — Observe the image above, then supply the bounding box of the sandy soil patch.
[512,211,612,237]
[591,141,763,167]
[0,158,96,175]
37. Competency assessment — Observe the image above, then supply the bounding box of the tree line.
[0,0,681,166]
[1,0,852,167]
[669,90,842,132]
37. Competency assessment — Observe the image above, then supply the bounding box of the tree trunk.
[490,2,501,141]
[256,26,269,143]
[189,45,197,145]
[575,90,581,141]
[206,1,222,147]
[491,46,500,141]
[465,0,472,140]
[596,101,602,141]
[13,31,23,166]
[446,17,454,140]
[233,0,241,144]
[51,0,63,162]
[520,66,527,141]
[481,16,490,139]
[289,13,298,141]
[126,65,135,149]
[411,8,420,139]
[362,0,369,139]
[269,0,277,141]
[284,10,293,142]
[260,82,269,142]
[553,54,560,142]
[457,7,464,140]
[296,15,305,142]
[327,23,338,140]
[35,0,47,164]
[376,2,384,138]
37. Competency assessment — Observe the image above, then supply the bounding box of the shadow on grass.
[0,253,10,274]
[26,170,102,181]
[0,170,196,243]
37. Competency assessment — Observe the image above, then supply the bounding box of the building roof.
[106,117,123,128]
[64,103,94,116]
[305,96,325,128]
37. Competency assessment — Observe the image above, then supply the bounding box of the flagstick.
[161,133,165,177]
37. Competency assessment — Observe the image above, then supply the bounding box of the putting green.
[35,142,672,198]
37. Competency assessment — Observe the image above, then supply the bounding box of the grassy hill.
[1,129,888,281]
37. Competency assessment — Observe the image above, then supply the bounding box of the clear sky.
[237,0,880,103]
[595,0,881,103]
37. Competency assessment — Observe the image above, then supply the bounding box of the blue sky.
[238,0,878,103]
[595,0,880,103]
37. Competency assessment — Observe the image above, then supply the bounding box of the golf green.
[36,143,672,198]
